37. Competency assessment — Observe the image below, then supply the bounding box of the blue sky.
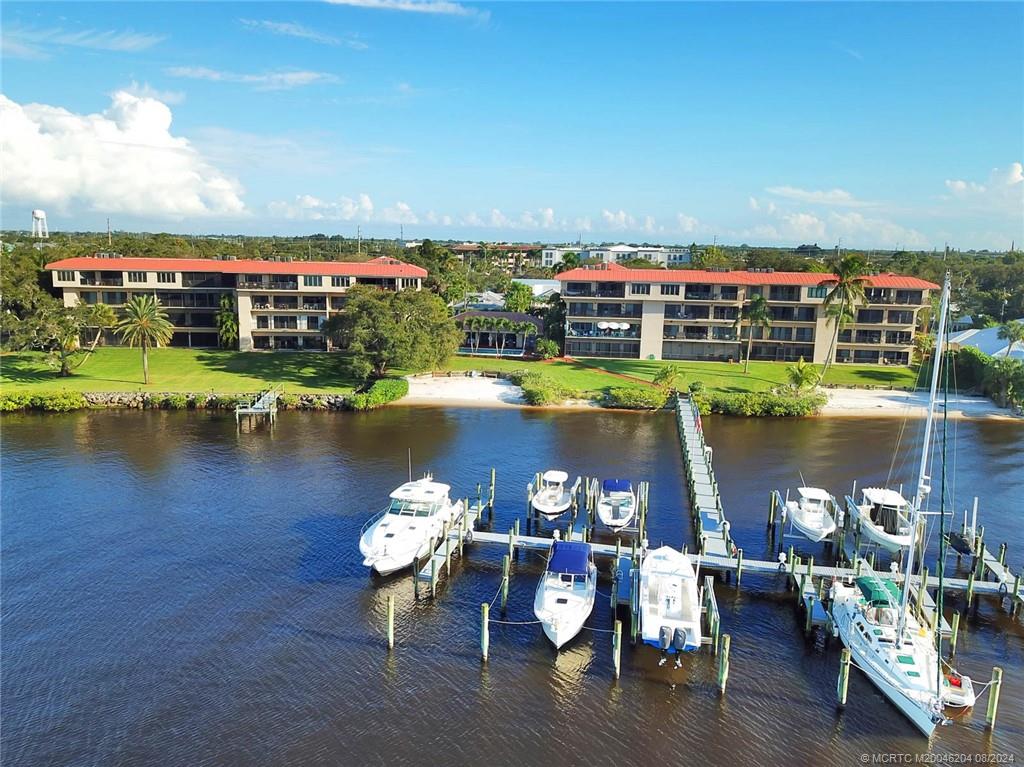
[2,1,1022,249]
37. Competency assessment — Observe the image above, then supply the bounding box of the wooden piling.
[430,558,437,599]
[798,574,806,605]
[717,634,731,694]
[501,554,510,614]
[736,548,744,589]
[837,648,851,706]
[386,595,395,650]
[767,491,776,527]
[507,527,514,560]
[806,556,814,579]
[413,555,420,599]
[949,612,960,657]
[612,619,622,679]
[787,546,796,578]
[805,595,815,635]
[998,542,1007,567]
[489,467,496,509]
[966,571,975,608]
[985,667,1002,730]
[480,603,489,662]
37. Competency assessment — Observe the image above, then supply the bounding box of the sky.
[1,1,1022,250]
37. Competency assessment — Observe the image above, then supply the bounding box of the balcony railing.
[566,308,642,318]
[567,329,639,339]
[239,281,298,291]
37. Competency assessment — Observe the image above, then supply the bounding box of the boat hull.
[852,508,912,553]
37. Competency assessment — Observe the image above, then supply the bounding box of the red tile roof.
[554,263,938,289]
[45,255,427,278]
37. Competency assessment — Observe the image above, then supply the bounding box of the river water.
[2,408,1021,766]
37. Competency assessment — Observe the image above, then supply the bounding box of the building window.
[157,272,175,284]
[661,284,680,296]
[57,270,75,282]
[102,292,127,305]
[303,275,323,287]
[630,283,651,295]
[331,276,350,288]
[807,286,828,299]
[127,271,146,283]
[80,292,98,304]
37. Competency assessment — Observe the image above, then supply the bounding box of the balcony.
[665,328,711,341]
[665,306,710,321]
[301,302,327,312]
[768,287,801,302]
[239,280,298,291]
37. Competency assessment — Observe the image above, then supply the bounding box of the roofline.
[554,264,938,289]
[44,255,428,278]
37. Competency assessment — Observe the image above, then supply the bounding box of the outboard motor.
[659,626,673,650]
[673,628,688,652]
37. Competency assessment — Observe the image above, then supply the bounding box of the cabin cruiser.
[849,487,914,553]
[596,479,636,531]
[639,546,702,666]
[533,539,597,649]
[531,470,573,518]
[783,486,838,543]
[359,477,462,575]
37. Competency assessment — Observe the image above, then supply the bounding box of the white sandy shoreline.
[399,374,1021,420]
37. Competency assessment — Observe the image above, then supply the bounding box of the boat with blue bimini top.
[533,538,597,649]
[596,478,636,531]
[359,476,463,576]
[639,545,702,666]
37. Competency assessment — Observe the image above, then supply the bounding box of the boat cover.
[856,576,901,606]
[542,470,569,484]
[547,541,591,575]
[602,479,632,493]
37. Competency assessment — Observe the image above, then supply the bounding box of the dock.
[675,398,731,558]
[235,389,279,427]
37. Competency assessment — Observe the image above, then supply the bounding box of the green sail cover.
[855,576,902,606]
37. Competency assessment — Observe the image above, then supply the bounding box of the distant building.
[45,254,425,351]
[948,321,1024,360]
[512,278,560,302]
[542,244,690,268]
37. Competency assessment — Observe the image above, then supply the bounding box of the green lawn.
[0,348,359,393]
[1,347,922,397]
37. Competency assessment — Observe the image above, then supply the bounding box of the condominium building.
[542,244,691,268]
[555,263,938,365]
[46,254,426,351]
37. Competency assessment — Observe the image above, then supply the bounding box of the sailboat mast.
[898,271,952,632]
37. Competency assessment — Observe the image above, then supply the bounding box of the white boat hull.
[639,546,702,654]
[852,506,912,553]
[596,492,636,530]
[534,567,597,649]
[786,502,837,543]
[359,500,461,575]
[532,492,572,518]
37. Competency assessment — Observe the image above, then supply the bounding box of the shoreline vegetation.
[1,347,1017,419]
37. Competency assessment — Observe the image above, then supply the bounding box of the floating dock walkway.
[235,389,279,427]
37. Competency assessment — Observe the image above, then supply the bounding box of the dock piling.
[985,667,1002,730]
[805,595,815,635]
[501,554,510,614]
[430,558,437,599]
[612,619,622,679]
[386,595,395,650]
[767,491,776,528]
[717,634,731,694]
[837,648,851,706]
[480,603,489,662]
[736,548,744,588]
[949,612,960,657]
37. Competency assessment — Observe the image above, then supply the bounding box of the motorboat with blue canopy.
[597,478,636,531]
[534,538,597,648]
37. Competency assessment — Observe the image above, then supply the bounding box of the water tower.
[31,210,49,239]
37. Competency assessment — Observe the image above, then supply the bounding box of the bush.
[534,338,560,360]
[605,387,668,410]
[688,380,705,394]
[506,370,580,405]
[348,378,410,411]
[0,391,35,412]
[278,393,300,409]
[0,390,90,412]
[693,391,827,417]
[952,346,990,391]
[162,394,190,410]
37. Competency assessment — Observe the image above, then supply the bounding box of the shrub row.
[506,370,581,405]
[348,378,410,411]
[605,387,669,410]
[0,390,88,412]
[692,391,828,417]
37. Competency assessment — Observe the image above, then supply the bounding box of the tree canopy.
[503,282,534,313]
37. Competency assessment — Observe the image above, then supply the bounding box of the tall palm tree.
[515,320,537,355]
[997,320,1024,358]
[818,254,868,380]
[117,295,174,385]
[80,303,117,357]
[466,315,484,355]
[733,293,771,373]
[493,317,513,358]
[216,294,239,350]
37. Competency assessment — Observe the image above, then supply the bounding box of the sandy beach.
[821,388,1019,420]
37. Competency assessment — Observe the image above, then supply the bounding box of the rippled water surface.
[2,408,1022,766]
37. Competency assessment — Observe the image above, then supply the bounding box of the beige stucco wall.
[639,300,665,360]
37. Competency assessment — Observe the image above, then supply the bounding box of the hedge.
[348,378,409,411]
[506,369,581,405]
[0,390,89,412]
[605,387,669,410]
[693,391,827,417]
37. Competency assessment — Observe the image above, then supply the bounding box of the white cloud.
[600,209,635,231]
[0,91,245,219]
[675,213,699,233]
[826,211,929,249]
[538,207,556,228]
[268,193,374,221]
[765,185,873,207]
[239,19,368,49]
[166,66,339,91]
[641,215,658,234]
[944,163,1023,215]
[2,24,164,59]
[380,201,418,224]
[325,0,489,20]
[780,212,827,240]
[120,81,185,105]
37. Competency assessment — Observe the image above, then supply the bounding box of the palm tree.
[818,254,868,380]
[554,252,580,272]
[465,315,483,355]
[216,294,239,350]
[733,293,771,373]
[116,295,174,385]
[786,357,819,391]
[80,303,117,358]
[493,317,513,358]
[514,320,537,355]
[997,320,1024,358]
[653,364,682,390]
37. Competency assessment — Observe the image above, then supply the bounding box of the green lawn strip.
[0,348,358,394]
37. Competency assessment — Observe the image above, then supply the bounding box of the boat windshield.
[387,499,439,517]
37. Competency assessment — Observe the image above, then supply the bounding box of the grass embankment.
[1,348,922,400]
[0,348,359,394]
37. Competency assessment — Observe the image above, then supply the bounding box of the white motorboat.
[596,479,636,530]
[783,486,838,543]
[830,575,945,737]
[531,470,573,518]
[359,477,463,575]
[533,539,597,649]
[639,546,702,665]
[849,486,914,553]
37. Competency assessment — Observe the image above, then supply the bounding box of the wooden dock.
[676,398,731,559]
[235,389,279,427]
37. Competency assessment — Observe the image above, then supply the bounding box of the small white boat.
[849,487,914,553]
[359,477,462,575]
[783,486,838,543]
[639,546,702,665]
[942,670,976,709]
[596,479,636,530]
[533,539,597,649]
[531,470,573,518]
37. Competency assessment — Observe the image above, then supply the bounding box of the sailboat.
[830,272,973,737]
[531,470,573,518]
[639,546,702,666]
[359,476,463,575]
[533,539,597,649]
[782,486,838,543]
